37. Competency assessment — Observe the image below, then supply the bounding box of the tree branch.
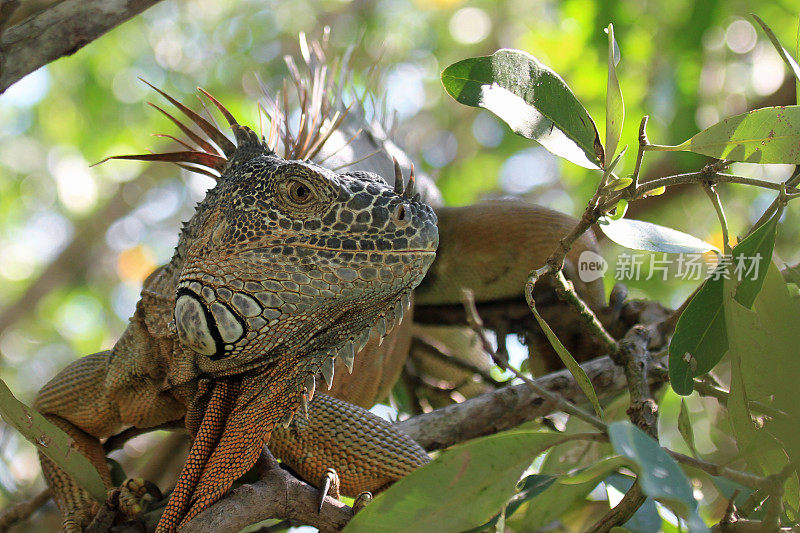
[396,354,668,451]
[0,0,164,92]
[182,457,352,533]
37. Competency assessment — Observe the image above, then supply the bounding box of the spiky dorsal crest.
[97,30,393,179]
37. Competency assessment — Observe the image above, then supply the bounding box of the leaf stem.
[643,143,684,152]
[702,183,731,255]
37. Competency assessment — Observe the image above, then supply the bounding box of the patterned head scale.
[102,79,438,383]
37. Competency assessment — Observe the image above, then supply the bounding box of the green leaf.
[605,24,624,167]
[608,422,708,532]
[441,49,604,169]
[678,400,698,457]
[607,176,633,191]
[609,199,628,220]
[725,264,800,475]
[0,379,107,502]
[598,217,720,254]
[751,14,800,105]
[465,474,556,532]
[669,273,727,395]
[344,429,572,533]
[511,459,622,531]
[669,106,800,164]
[644,185,666,197]
[529,304,604,419]
[731,208,780,308]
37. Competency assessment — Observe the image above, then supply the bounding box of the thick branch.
[182,465,352,533]
[0,0,163,92]
[396,354,668,451]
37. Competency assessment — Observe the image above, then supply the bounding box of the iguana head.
[108,84,437,381]
[175,127,438,377]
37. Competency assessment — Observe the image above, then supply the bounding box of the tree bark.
[0,0,164,92]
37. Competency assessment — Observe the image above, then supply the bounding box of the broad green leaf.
[731,209,779,308]
[441,49,603,169]
[669,273,727,395]
[344,429,572,533]
[678,400,698,457]
[608,422,708,532]
[465,474,556,532]
[512,459,622,531]
[665,106,800,164]
[725,262,800,474]
[529,304,604,419]
[0,379,107,502]
[752,14,800,105]
[605,24,624,167]
[598,217,719,254]
[727,263,800,404]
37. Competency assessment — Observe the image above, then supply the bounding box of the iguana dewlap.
[35,88,438,531]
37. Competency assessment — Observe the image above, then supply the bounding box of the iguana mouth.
[290,244,437,255]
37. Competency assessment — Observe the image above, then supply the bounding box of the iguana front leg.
[34,345,186,530]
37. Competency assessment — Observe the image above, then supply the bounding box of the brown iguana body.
[36,87,438,530]
[34,56,604,531]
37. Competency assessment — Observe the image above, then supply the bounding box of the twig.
[460,289,607,432]
[601,171,799,213]
[411,335,506,388]
[0,488,51,531]
[629,115,650,191]
[588,324,659,531]
[666,450,770,491]
[744,183,789,239]
[586,482,646,533]
[549,270,619,356]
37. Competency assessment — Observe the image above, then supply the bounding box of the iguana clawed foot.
[318,468,341,511]
[117,477,162,518]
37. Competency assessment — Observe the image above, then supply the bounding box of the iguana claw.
[352,491,373,514]
[317,468,340,512]
[321,357,335,389]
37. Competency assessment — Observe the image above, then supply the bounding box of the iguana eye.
[287,180,314,205]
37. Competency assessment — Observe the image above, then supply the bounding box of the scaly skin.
[35,94,438,531]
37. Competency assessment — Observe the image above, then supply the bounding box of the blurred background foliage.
[1,0,799,526]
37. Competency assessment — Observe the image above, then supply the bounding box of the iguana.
[33,44,605,532]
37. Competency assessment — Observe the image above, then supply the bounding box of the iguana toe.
[318,468,340,511]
